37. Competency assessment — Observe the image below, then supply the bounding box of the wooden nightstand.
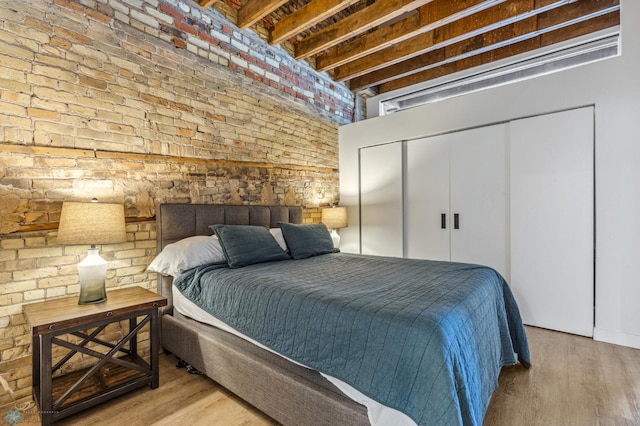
[23,286,167,425]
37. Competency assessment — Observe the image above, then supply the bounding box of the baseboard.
[593,328,640,349]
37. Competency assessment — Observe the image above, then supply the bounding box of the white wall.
[339,0,640,349]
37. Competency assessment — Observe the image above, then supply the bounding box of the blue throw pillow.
[278,222,336,260]
[210,225,290,268]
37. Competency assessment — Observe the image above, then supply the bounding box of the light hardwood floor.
[44,326,640,425]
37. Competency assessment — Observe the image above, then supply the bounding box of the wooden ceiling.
[199,0,620,96]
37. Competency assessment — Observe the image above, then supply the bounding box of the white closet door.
[449,125,508,279]
[510,107,594,337]
[360,143,403,257]
[406,136,450,261]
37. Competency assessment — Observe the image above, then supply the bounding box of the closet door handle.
[441,213,446,229]
[454,213,460,230]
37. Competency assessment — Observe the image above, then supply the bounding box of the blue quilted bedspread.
[174,253,530,426]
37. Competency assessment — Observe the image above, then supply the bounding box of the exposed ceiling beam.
[294,0,436,60]
[201,0,621,96]
[336,0,572,83]
[350,0,619,90]
[269,0,361,46]
[315,0,503,72]
[376,8,620,93]
[238,0,289,29]
[198,0,220,8]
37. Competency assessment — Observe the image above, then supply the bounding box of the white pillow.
[147,236,225,277]
[270,228,288,251]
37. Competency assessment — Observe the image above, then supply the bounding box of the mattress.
[172,285,415,426]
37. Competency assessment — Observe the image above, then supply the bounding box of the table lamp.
[321,206,347,248]
[57,200,126,304]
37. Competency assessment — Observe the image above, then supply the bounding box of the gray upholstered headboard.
[155,204,303,314]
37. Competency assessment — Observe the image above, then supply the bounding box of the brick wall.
[0,0,354,406]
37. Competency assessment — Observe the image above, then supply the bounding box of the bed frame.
[156,204,369,425]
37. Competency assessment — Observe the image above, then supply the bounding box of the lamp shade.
[57,202,127,246]
[321,206,347,229]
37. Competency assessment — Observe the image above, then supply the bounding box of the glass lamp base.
[78,247,108,304]
[330,229,341,249]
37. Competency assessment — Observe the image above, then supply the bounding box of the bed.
[153,203,530,426]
